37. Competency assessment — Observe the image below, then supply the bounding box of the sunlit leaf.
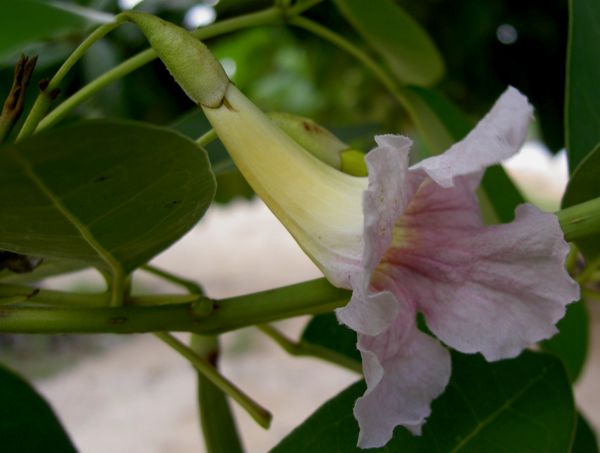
[333,0,444,86]
[0,364,76,451]
[565,0,600,172]
[272,352,575,452]
[0,120,215,273]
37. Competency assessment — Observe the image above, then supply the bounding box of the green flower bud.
[124,12,229,108]
[268,112,347,169]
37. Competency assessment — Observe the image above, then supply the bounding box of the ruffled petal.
[412,86,533,188]
[420,204,580,361]
[378,173,579,362]
[336,135,411,335]
[354,306,451,448]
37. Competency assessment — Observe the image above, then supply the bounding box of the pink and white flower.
[202,85,580,449]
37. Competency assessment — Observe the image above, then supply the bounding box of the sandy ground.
[34,147,599,452]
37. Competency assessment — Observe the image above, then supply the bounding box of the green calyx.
[124,12,229,108]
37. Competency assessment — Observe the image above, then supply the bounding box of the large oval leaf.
[0,120,215,273]
[0,364,76,452]
[333,0,444,86]
[565,0,600,172]
[272,351,574,452]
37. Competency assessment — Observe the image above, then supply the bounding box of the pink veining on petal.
[378,174,580,361]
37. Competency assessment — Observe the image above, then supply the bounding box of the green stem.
[17,16,127,140]
[36,6,304,133]
[156,331,271,429]
[191,334,244,453]
[141,264,203,294]
[0,278,348,334]
[196,128,217,147]
[557,196,600,243]
[258,324,362,373]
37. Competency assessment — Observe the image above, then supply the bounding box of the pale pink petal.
[354,304,451,448]
[378,175,579,361]
[412,86,533,188]
[420,204,580,361]
[336,135,411,336]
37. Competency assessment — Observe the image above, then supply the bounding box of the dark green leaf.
[0,120,215,273]
[302,312,360,363]
[540,300,588,382]
[333,0,444,86]
[572,413,598,453]
[0,0,111,58]
[562,142,600,260]
[272,351,574,453]
[0,364,76,452]
[565,0,600,172]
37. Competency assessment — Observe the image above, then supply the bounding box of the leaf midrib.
[11,149,122,275]
[449,366,550,452]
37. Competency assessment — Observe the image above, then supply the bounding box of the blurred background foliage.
[0,0,568,204]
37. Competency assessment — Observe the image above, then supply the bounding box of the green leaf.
[565,0,600,172]
[272,351,575,453]
[333,0,444,86]
[573,413,598,453]
[302,312,360,363]
[0,364,76,452]
[0,0,112,58]
[562,142,600,260]
[540,300,589,382]
[0,120,215,273]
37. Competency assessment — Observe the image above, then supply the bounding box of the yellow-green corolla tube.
[203,85,368,287]
[123,12,229,108]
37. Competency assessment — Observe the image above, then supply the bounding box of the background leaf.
[332,0,444,86]
[565,0,600,172]
[540,300,589,382]
[0,364,76,452]
[565,0,600,173]
[572,413,599,453]
[0,0,112,59]
[272,351,575,452]
[0,120,215,273]
[302,312,360,363]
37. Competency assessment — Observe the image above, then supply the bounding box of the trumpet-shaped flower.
[203,85,579,448]
[118,16,579,449]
